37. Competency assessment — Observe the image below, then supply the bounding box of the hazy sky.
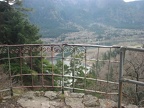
[0,0,142,2]
[0,0,143,4]
[124,0,142,2]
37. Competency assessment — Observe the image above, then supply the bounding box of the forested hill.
[22,0,144,38]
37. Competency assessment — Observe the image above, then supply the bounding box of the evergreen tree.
[0,1,41,45]
[0,1,42,87]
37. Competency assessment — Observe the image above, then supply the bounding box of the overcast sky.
[0,0,142,2]
[0,0,143,4]
[124,0,142,2]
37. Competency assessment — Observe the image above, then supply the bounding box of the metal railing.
[0,44,144,107]
[118,47,144,108]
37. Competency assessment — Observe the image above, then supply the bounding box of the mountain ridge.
[22,0,144,38]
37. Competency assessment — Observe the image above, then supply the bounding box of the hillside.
[22,0,144,44]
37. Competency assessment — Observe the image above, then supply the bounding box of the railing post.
[118,47,125,108]
[51,46,54,88]
[7,46,13,96]
[95,48,99,92]
[62,45,64,94]
[41,45,44,88]
[84,47,87,93]
[72,47,76,92]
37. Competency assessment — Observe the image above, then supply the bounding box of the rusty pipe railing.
[0,44,144,108]
[118,47,144,108]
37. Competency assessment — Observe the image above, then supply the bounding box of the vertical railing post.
[72,47,76,92]
[20,46,23,87]
[95,47,99,92]
[106,48,112,95]
[84,47,87,93]
[41,45,44,87]
[51,46,54,88]
[62,45,64,94]
[118,47,125,108]
[30,46,34,87]
[7,46,13,96]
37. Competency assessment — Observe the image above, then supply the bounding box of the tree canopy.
[0,1,41,45]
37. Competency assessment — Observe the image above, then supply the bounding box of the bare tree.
[124,51,144,106]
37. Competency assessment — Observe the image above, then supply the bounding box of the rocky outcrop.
[16,91,140,108]
[44,91,57,100]
[82,95,100,107]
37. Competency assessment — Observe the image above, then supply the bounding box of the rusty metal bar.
[124,47,144,52]
[41,45,44,87]
[95,47,99,92]
[7,46,13,96]
[65,44,121,48]
[118,47,125,108]
[12,86,62,88]
[30,46,33,69]
[62,45,64,94]
[51,46,54,88]
[107,48,111,93]
[30,46,34,87]
[84,47,87,93]
[11,73,62,77]
[72,47,76,92]
[64,87,118,95]
[20,47,23,87]
[0,44,121,48]
[121,78,144,86]
[63,75,119,85]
